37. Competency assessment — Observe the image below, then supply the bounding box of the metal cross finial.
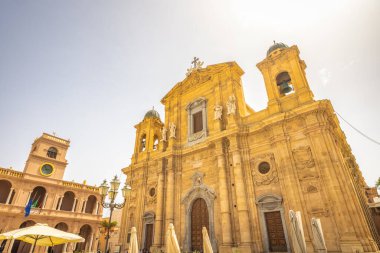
[192,57,199,68]
[273,40,276,44]
[52,132,56,136]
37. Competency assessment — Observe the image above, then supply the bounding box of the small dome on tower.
[144,108,160,120]
[267,42,289,56]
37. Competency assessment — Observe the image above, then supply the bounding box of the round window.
[258,162,270,174]
[149,187,156,197]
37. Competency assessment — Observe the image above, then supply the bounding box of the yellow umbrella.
[128,227,139,253]
[165,223,180,253]
[202,227,213,253]
[0,223,84,253]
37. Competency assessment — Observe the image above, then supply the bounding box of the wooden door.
[191,198,209,252]
[265,211,287,252]
[144,224,154,253]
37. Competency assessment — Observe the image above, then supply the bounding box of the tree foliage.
[100,220,117,229]
[376,177,380,188]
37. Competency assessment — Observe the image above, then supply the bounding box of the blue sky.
[0,0,379,189]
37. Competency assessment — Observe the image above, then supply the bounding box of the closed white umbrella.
[0,223,84,253]
[165,223,180,253]
[202,227,213,253]
[128,227,139,253]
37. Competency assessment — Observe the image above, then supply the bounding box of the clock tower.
[23,133,70,180]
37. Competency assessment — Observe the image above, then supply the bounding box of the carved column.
[7,239,14,253]
[57,196,63,210]
[6,188,14,204]
[88,233,94,252]
[82,200,87,213]
[42,193,48,209]
[165,158,174,225]
[216,146,233,245]
[232,150,252,245]
[63,243,68,253]
[153,169,165,247]
[72,199,77,212]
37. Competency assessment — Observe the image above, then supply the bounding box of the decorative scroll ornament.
[186,57,204,77]
[169,122,176,139]
[214,104,223,120]
[226,95,236,115]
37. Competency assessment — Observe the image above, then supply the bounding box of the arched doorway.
[142,212,155,253]
[60,191,75,211]
[11,220,36,253]
[182,172,217,253]
[76,224,92,252]
[191,198,209,252]
[0,180,12,204]
[51,223,69,253]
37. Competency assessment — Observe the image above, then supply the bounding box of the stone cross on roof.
[186,57,204,77]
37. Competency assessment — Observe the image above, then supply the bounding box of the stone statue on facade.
[161,126,167,142]
[214,104,223,120]
[226,95,236,115]
[169,122,176,139]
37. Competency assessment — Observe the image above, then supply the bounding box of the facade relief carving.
[292,146,319,180]
[251,153,279,186]
[292,146,315,170]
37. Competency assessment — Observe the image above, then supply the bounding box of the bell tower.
[257,42,314,114]
[131,108,164,164]
[24,133,70,180]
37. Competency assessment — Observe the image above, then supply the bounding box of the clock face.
[40,163,54,176]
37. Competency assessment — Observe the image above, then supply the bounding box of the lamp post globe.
[100,175,131,253]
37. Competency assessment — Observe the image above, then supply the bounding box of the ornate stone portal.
[256,194,291,253]
[181,172,217,253]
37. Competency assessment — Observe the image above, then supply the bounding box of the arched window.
[60,191,75,211]
[153,135,159,151]
[30,186,46,208]
[85,195,97,214]
[47,147,58,159]
[276,72,293,95]
[0,180,13,204]
[140,134,146,152]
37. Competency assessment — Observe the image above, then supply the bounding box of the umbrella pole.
[31,238,38,253]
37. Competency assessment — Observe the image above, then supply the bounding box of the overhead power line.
[335,111,380,146]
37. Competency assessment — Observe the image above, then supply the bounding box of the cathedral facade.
[119,43,380,253]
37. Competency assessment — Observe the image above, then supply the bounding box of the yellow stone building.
[0,133,102,253]
[119,43,380,253]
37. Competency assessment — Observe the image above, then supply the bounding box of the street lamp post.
[99,175,131,253]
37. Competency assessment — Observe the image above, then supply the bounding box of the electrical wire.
[335,111,380,146]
